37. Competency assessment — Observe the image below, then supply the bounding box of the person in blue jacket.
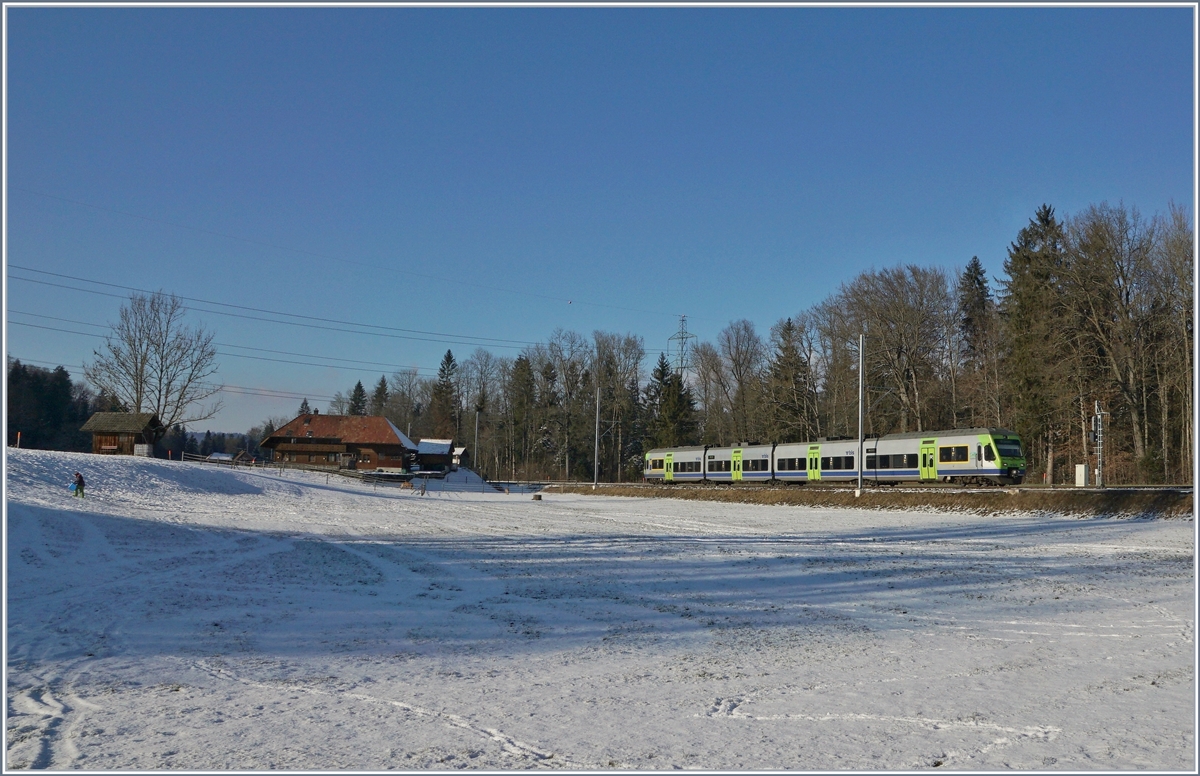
[73,471,85,498]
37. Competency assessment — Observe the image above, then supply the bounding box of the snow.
[5,448,1195,770]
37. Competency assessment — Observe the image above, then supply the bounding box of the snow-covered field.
[5,448,1195,770]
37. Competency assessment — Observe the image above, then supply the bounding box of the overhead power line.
[11,185,681,319]
[8,310,438,374]
[6,356,339,403]
[7,319,438,377]
[8,264,540,347]
[8,272,530,351]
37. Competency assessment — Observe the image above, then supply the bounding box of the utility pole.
[475,409,480,491]
[856,333,864,497]
[593,376,601,490]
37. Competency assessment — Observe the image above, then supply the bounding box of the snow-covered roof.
[416,440,453,456]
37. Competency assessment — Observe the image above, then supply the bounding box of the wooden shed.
[80,412,166,455]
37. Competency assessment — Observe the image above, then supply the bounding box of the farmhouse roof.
[264,414,417,449]
[80,412,164,434]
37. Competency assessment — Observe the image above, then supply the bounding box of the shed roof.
[263,414,416,449]
[417,439,453,456]
[80,412,164,434]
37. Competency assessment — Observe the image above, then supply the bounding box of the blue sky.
[5,5,1194,434]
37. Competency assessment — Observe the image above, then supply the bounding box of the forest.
[9,201,1193,486]
[307,202,1191,486]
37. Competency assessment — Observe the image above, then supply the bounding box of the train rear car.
[644,447,705,482]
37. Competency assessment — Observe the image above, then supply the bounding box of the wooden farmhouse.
[80,412,166,455]
[259,412,417,470]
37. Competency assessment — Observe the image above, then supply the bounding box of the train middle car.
[645,427,1026,486]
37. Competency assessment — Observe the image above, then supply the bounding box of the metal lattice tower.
[667,315,696,378]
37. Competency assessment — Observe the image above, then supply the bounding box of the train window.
[984,445,996,461]
[866,456,876,469]
[649,459,664,470]
[995,439,1022,458]
[820,457,831,469]
[939,445,969,463]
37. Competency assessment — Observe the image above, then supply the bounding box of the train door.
[731,449,743,482]
[807,445,821,482]
[919,440,937,481]
[664,452,674,482]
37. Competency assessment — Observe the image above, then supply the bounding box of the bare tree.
[85,292,221,438]
[840,266,951,433]
[1061,203,1159,465]
[717,319,767,442]
[692,341,733,444]
[1154,203,1194,480]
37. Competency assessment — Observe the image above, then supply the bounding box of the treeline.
[14,200,1190,485]
[6,359,99,451]
[688,202,1192,484]
[310,201,1191,485]
[6,358,263,460]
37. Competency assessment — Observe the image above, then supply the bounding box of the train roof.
[646,428,1021,457]
[644,446,707,457]
[873,427,1020,442]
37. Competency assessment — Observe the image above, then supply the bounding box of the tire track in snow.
[699,697,1060,763]
[191,659,583,768]
[6,677,101,769]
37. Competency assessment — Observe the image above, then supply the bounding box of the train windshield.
[995,439,1023,458]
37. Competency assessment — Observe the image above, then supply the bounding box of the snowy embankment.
[5,448,1194,770]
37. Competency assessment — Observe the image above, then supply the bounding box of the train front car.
[985,430,1026,485]
[863,428,1026,486]
[947,429,1027,485]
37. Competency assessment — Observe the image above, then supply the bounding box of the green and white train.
[644,427,1026,487]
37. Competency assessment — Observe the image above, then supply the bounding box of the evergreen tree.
[348,381,368,415]
[645,353,697,448]
[298,398,311,416]
[957,256,993,365]
[428,350,459,438]
[6,360,93,451]
[160,425,189,459]
[509,355,537,473]
[621,373,645,480]
[999,205,1070,476]
[199,430,215,456]
[765,318,819,443]
[957,256,1001,427]
[369,376,389,416]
